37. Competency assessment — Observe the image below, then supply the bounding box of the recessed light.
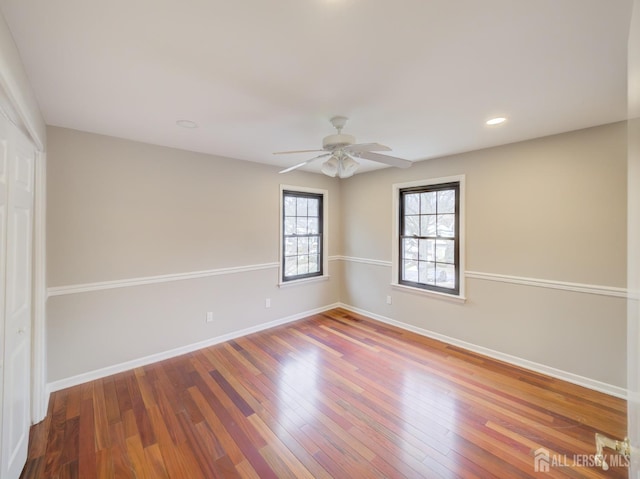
[176,120,198,129]
[486,117,507,126]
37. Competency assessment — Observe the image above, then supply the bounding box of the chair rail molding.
[48,256,344,297]
[336,256,627,299]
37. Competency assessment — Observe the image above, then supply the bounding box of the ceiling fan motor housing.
[322,133,355,150]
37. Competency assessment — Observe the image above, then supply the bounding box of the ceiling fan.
[275,116,412,178]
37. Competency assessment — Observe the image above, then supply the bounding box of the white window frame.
[279,184,329,287]
[391,175,466,302]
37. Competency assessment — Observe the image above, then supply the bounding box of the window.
[281,189,324,282]
[399,181,461,295]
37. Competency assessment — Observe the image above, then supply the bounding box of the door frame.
[0,106,46,426]
[627,1,640,474]
[31,150,46,422]
[0,73,47,425]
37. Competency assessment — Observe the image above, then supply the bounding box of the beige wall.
[46,122,628,391]
[341,122,627,387]
[46,126,342,382]
[47,127,342,286]
[343,123,627,285]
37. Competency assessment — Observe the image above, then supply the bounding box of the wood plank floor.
[21,308,627,478]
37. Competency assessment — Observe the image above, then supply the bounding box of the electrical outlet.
[206,312,214,323]
[265,298,271,308]
[386,295,392,305]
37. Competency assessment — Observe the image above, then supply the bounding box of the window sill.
[391,282,466,304]
[279,275,330,288]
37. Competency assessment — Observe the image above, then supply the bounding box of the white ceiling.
[0,0,633,174]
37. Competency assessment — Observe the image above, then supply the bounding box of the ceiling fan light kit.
[276,116,412,178]
[320,156,339,177]
[320,152,359,178]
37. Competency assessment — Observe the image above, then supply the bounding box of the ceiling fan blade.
[278,153,331,174]
[344,143,392,153]
[273,149,326,155]
[357,151,413,168]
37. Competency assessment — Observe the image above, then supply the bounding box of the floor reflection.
[401,370,459,471]
[277,348,319,428]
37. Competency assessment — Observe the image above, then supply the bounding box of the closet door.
[0,114,34,479]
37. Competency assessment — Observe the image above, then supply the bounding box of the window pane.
[421,192,436,214]
[284,217,296,235]
[404,215,420,236]
[403,238,418,260]
[308,217,319,234]
[436,239,455,263]
[421,215,437,236]
[438,190,456,214]
[405,193,420,215]
[285,237,297,256]
[309,255,320,273]
[285,257,298,277]
[284,196,296,216]
[298,255,309,274]
[437,214,455,238]
[418,261,435,284]
[307,198,319,217]
[309,237,319,254]
[296,197,308,216]
[403,260,418,282]
[436,264,455,289]
[419,239,435,261]
[296,217,308,235]
[297,237,309,255]
[419,261,436,285]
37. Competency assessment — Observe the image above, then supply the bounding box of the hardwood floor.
[21,308,627,478]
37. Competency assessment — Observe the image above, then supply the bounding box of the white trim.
[278,274,330,288]
[0,25,45,150]
[334,255,392,267]
[47,303,341,393]
[48,262,280,297]
[336,256,628,299]
[47,258,344,297]
[31,150,47,423]
[0,38,48,424]
[339,303,627,399]
[47,256,628,300]
[465,270,628,298]
[391,175,467,300]
[278,185,329,286]
[390,282,467,303]
[46,299,627,399]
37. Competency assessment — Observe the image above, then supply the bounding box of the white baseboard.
[47,303,340,394]
[338,303,627,400]
[47,301,627,400]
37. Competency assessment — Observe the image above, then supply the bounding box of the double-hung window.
[281,189,324,282]
[398,180,462,296]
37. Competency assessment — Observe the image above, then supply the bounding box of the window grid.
[282,191,323,282]
[399,182,460,294]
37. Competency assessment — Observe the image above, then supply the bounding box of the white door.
[0,113,35,479]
